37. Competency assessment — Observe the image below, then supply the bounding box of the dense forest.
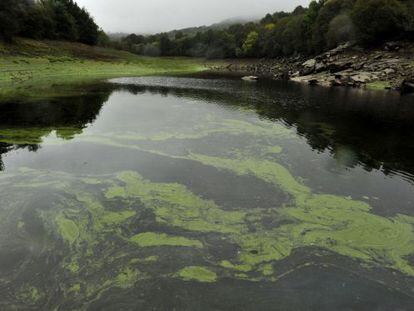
[0,0,100,45]
[1,0,414,59]
[116,0,414,58]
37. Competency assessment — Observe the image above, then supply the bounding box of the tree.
[242,31,259,57]
[20,3,55,39]
[327,14,355,48]
[159,34,174,56]
[352,0,406,45]
[0,0,30,41]
[53,1,79,41]
[0,0,101,45]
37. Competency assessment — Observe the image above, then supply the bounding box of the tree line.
[1,0,413,58]
[116,0,414,58]
[0,0,100,45]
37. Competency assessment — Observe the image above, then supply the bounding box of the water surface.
[1,77,414,310]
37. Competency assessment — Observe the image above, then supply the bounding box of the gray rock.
[328,61,352,73]
[302,59,317,68]
[351,73,372,84]
[383,68,395,75]
[401,78,414,94]
[242,76,258,82]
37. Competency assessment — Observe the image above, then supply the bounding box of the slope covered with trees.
[0,0,100,45]
[118,0,414,58]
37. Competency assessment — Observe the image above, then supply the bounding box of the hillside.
[0,39,211,99]
[167,16,258,38]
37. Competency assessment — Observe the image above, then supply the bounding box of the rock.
[401,78,414,94]
[290,71,300,78]
[301,59,317,75]
[330,77,343,86]
[308,79,319,85]
[242,76,258,82]
[323,42,353,58]
[328,61,352,73]
[383,68,395,75]
[352,62,366,71]
[315,62,327,73]
[351,73,372,84]
[302,59,317,68]
[384,42,401,51]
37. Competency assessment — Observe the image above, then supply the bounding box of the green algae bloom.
[116,267,142,289]
[130,232,203,248]
[176,266,217,283]
[2,98,414,309]
[106,171,246,234]
[56,214,79,245]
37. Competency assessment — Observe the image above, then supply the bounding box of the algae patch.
[56,214,79,245]
[130,232,203,248]
[116,267,141,289]
[176,266,217,283]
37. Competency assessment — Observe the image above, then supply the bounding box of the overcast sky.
[75,0,311,34]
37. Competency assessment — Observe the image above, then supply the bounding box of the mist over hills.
[108,15,259,39]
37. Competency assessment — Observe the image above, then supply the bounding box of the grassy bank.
[0,39,214,99]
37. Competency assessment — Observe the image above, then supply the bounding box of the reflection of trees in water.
[2,79,414,178]
[115,80,414,179]
[0,86,112,170]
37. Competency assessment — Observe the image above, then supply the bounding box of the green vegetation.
[130,232,203,248]
[117,0,414,58]
[115,267,141,289]
[0,0,100,44]
[366,81,392,90]
[176,266,218,283]
[0,39,210,99]
[3,0,413,62]
[56,214,79,245]
[2,107,414,305]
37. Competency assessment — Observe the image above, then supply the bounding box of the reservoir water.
[1,76,414,310]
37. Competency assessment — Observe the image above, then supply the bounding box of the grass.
[0,38,217,99]
[366,81,392,91]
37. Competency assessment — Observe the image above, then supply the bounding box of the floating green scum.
[1,103,414,307]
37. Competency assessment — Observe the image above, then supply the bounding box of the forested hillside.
[118,0,414,58]
[0,0,101,45]
[2,0,413,59]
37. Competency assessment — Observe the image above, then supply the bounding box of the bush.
[327,14,355,48]
[0,0,100,45]
[352,0,406,45]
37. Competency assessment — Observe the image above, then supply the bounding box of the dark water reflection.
[115,76,414,180]
[2,77,414,181]
[0,76,414,310]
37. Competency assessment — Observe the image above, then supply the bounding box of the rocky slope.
[213,41,414,93]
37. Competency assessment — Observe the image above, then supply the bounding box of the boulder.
[242,76,258,82]
[302,59,317,68]
[384,42,401,51]
[401,78,414,94]
[301,59,317,75]
[383,68,395,75]
[352,62,366,71]
[351,73,373,84]
[308,79,319,85]
[315,62,327,73]
[328,61,352,73]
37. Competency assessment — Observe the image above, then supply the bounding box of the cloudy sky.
[75,0,310,34]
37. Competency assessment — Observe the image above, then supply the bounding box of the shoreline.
[209,42,414,94]
[2,39,413,100]
[0,39,216,100]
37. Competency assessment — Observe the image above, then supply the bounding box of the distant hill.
[108,16,259,41]
[166,16,259,38]
[107,33,132,41]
